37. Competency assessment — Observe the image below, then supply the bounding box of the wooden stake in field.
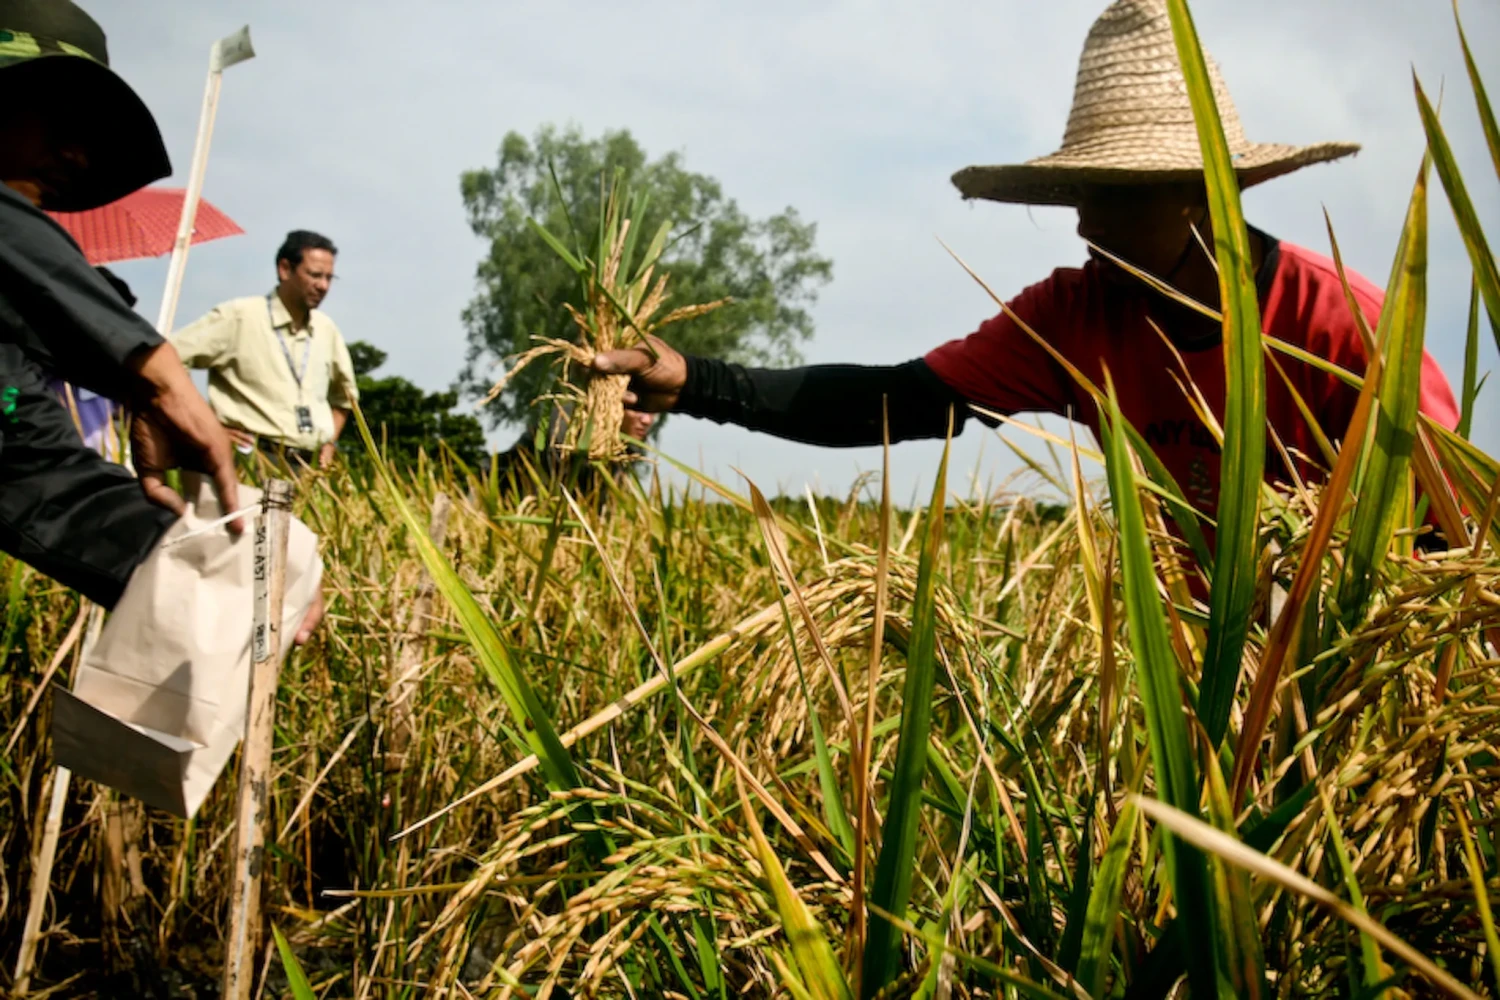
[222,479,292,1000]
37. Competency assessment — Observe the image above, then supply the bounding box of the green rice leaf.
[1165,0,1265,747]
[861,412,953,998]
[1100,379,1222,999]
[619,190,650,293]
[272,925,317,1000]
[1321,791,1390,994]
[1416,74,1500,357]
[1460,277,1482,440]
[1430,426,1500,550]
[1453,0,1500,183]
[1204,753,1265,997]
[1076,800,1138,998]
[526,216,587,275]
[1337,156,1430,628]
[1230,221,1387,804]
[1455,806,1500,996]
[1055,810,1094,976]
[867,905,1071,1000]
[740,778,853,1000]
[353,404,581,792]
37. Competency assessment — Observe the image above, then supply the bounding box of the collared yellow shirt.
[171,292,359,451]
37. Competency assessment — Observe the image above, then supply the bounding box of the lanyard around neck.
[266,294,312,393]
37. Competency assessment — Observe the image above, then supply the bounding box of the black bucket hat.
[0,0,170,211]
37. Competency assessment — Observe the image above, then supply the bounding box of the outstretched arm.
[592,336,978,447]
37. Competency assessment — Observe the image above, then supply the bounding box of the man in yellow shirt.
[172,230,359,469]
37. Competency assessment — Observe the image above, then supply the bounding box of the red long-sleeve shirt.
[925,238,1460,514]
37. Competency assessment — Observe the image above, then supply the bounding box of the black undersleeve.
[676,356,986,447]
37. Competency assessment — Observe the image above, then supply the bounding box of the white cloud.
[92,0,1500,500]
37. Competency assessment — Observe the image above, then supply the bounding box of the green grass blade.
[1252,332,1497,549]
[352,404,581,791]
[272,925,317,1000]
[740,779,854,1000]
[868,905,1071,1000]
[1337,157,1430,628]
[1416,75,1500,357]
[1229,218,1391,803]
[1320,791,1389,994]
[1430,424,1500,550]
[1076,800,1138,998]
[545,158,586,262]
[1455,806,1500,996]
[861,413,953,998]
[1204,752,1265,997]
[1100,380,1221,999]
[525,215,587,275]
[1055,810,1094,975]
[1460,277,1481,440]
[1165,0,1265,747]
[619,188,648,290]
[691,913,728,1000]
[1453,0,1500,181]
[1021,770,1055,959]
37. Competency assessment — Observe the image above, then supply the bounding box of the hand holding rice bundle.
[484,170,729,460]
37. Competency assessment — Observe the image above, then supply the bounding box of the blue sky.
[92,0,1500,503]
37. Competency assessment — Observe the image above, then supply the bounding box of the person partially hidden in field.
[592,0,1459,545]
[0,0,322,639]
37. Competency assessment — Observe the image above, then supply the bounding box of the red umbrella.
[46,186,245,266]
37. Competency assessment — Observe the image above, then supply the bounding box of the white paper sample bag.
[52,477,321,818]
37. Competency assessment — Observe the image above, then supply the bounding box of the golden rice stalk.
[488,171,731,460]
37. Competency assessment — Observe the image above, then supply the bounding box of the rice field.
[5,0,1500,996]
[1,423,1497,999]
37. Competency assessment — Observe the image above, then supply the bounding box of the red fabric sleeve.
[923,272,1078,418]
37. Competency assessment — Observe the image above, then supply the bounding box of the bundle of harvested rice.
[484,169,729,460]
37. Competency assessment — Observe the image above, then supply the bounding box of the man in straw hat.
[593,0,1459,530]
[0,0,322,637]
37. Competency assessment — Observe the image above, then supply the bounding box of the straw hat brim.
[953,140,1361,208]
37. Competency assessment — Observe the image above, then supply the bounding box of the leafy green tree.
[458,125,833,427]
[347,341,489,470]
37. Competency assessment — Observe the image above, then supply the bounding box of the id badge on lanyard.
[268,295,316,436]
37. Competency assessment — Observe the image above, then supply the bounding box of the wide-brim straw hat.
[0,0,170,211]
[952,0,1359,207]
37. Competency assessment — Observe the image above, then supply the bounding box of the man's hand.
[224,425,256,451]
[318,442,337,469]
[591,335,687,412]
[128,342,244,533]
[295,590,325,645]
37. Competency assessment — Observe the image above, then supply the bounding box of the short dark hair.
[275,230,337,271]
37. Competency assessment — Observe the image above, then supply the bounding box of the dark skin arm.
[591,336,972,446]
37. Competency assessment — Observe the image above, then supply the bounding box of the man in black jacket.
[0,0,318,639]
